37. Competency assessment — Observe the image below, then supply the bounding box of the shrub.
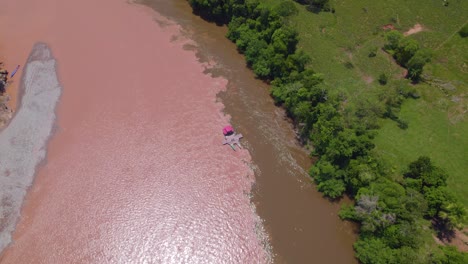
[384,31,403,51]
[344,61,354,69]
[407,49,432,82]
[458,24,468,38]
[378,73,388,85]
[273,1,299,17]
[397,119,408,129]
[294,0,335,13]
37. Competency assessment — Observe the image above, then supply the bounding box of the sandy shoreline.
[0,0,269,262]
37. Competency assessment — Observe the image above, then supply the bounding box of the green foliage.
[431,246,468,264]
[459,24,468,38]
[368,47,378,57]
[405,156,448,190]
[317,178,346,198]
[400,189,427,220]
[383,223,422,249]
[394,38,419,66]
[407,49,432,81]
[384,31,431,81]
[345,160,377,195]
[273,0,299,17]
[378,73,388,85]
[424,187,454,217]
[384,31,404,51]
[354,237,396,264]
[271,26,299,55]
[339,203,358,220]
[396,119,408,129]
[188,0,250,24]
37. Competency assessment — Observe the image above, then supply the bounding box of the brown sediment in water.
[0,0,268,262]
[139,1,357,263]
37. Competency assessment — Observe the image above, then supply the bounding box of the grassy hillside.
[261,0,468,206]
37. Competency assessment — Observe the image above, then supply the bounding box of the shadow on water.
[138,1,358,263]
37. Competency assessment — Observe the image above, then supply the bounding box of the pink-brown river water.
[0,0,269,262]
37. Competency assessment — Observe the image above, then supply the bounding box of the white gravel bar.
[0,43,62,252]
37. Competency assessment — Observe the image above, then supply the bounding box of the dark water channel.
[140,1,358,263]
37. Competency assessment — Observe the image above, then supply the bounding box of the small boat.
[222,125,243,151]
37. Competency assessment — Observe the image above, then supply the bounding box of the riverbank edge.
[0,42,63,256]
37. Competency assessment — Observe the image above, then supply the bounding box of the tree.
[285,50,311,73]
[317,178,346,198]
[384,31,403,51]
[309,159,336,182]
[405,156,448,191]
[310,103,343,155]
[271,26,299,55]
[406,156,433,178]
[438,201,467,230]
[401,188,427,220]
[423,187,466,230]
[245,38,268,65]
[345,160,377,195]
[406,49,431,81]
[189,0,243,24]
[354,237,396,264]
[395,38,419,66]
[383,222,423,249]
[431,246,468,264]
[273,1,299,17]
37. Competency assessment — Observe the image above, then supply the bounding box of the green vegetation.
[188,0,467,262]
[383,30,432,81]
[261,0,468,209]
[459,24,468,38]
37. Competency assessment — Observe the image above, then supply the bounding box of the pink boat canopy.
[223,125,234,136]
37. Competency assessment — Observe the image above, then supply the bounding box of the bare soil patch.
[404,23,425,36]
[433,228,468,252]
[362,75,373,84]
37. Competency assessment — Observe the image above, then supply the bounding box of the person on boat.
[223,125,235,137]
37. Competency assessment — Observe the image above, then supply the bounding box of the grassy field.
[261,0,468,206]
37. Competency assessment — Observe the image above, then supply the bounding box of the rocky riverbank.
[0,64,12,129]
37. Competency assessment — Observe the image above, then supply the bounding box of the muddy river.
[0,0,356,263]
